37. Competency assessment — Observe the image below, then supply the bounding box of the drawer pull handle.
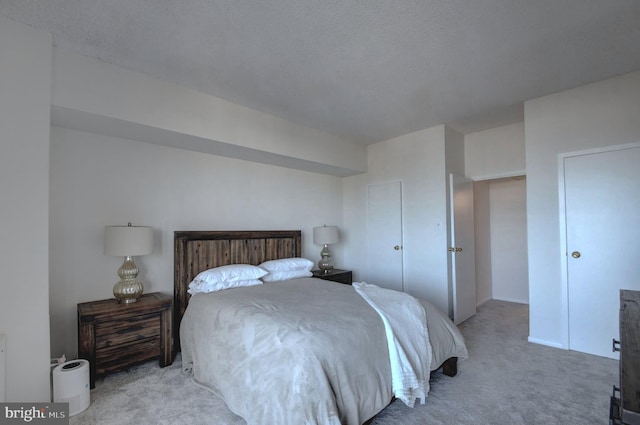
[612,338,621,352]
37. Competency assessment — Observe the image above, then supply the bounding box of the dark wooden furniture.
[312,268,353,284]
[610,289,640,425]
[77,292,173,389]
[173,230,458,377]
[173,230,460,423]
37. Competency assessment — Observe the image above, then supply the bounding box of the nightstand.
[312,269,353,285]
[77,292,173,388]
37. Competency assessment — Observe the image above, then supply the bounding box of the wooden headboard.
[173,230,302,352]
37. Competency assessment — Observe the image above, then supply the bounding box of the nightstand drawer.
[96,337,160,376]
[95,312,160,349]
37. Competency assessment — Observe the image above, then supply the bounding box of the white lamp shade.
[313,226,339,245]
[104,225,153,257]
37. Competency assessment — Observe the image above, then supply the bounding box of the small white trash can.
[53,359,90,416]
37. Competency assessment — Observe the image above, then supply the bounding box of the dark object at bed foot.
[364,357,460,425]
[609,290,640,424]
[441,357,458,377]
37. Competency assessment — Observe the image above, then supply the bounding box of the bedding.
[259,257,314,282]
[261,268,313,282]
[187,278,263,295]
[187,264,269,294]
[181,277,467,425]
[353,282,431,407]
[191,264,268,285]
[258,257,314,272]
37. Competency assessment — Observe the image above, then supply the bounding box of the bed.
[175,230,468,425]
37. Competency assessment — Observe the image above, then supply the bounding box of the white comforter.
[181,277,467,425]
[353,281,431,407]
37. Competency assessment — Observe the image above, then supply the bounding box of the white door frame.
[557,141,640,350]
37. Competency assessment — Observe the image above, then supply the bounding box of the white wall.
[52,48,366,176]
[525,70,640,348]
[49,127,344,358]
[465,122,525,180]
[489,178,528,304]
[343,125,456,314]
[0,17,52,402]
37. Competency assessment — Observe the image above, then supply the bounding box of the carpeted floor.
[70,300,618,425]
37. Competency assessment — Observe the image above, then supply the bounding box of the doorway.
[474,176,529,306]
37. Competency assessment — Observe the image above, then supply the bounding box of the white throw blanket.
[353,282,432,407]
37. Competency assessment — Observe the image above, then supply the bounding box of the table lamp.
[313,225,339,272]
[104,223,153,303]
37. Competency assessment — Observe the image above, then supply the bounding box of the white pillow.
[188,278,263,295]
[193,264,268,284]
[259,257,314,273]
[262,269,313,282]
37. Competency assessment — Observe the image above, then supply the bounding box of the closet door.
[449,174,477,324]
[564,145,640,359]
[367,181,403,291]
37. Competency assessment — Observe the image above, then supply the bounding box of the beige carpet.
[70,300,618,425]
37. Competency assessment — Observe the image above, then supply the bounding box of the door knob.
[571,251,581,258]
[455,247,462,252]
[394,245,400,251]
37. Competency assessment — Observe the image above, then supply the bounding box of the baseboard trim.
[476,297,492,307]
[528,336,565,349]
[492,296,529,305]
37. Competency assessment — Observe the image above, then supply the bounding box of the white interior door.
[367,181,403,291]
[565,146,640,359]
[450,174,477,324]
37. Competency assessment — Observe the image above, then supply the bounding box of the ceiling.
[2,0,640,144]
